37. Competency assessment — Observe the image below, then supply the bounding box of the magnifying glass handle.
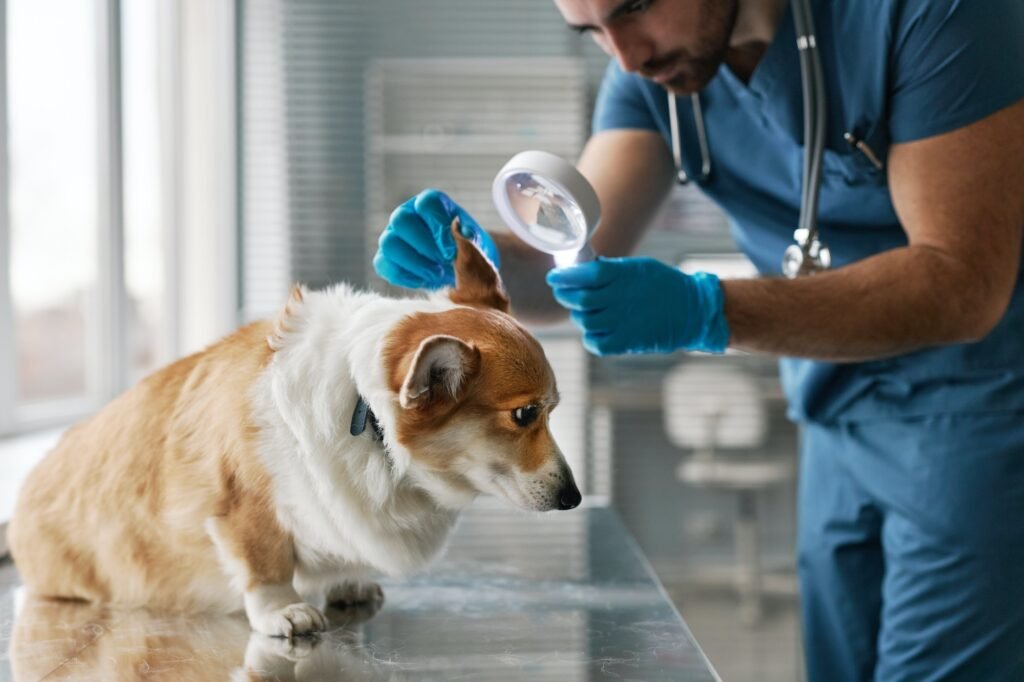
[576,243,596,263]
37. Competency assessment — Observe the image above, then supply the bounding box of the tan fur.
[7,320,290,611]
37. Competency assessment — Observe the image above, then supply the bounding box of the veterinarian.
[372,1,1024,679]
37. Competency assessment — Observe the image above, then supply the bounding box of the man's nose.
[605,26,654,74]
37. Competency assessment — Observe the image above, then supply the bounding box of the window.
[8,0,99,409]
[0,0,174,435]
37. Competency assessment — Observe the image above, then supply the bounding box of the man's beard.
[644,0,739,95]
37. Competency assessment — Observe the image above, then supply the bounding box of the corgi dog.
[8,220,581,638]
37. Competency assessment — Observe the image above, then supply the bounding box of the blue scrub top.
[593,0,1024,424]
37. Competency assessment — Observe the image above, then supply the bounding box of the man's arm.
[494,128,676,322]
[722,98,1024,362]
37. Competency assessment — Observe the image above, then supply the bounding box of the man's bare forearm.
[728,101,1024,362]
[722,244,1015,362]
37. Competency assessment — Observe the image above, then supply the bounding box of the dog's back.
[8,320,278,612]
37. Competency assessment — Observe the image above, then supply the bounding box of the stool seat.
[677,457,793,491]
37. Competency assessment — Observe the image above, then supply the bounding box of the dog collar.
[350,395,384,443]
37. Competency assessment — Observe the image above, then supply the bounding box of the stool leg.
[735,490,763,626]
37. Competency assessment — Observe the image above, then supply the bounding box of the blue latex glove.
[373,189,500,289]
[546,257,729,356]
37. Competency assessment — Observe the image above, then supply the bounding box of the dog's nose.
[557,483,582,510]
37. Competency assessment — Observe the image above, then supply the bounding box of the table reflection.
[2,507,720,681]
[8,594,390,681]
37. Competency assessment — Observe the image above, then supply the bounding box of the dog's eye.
[511,405,539,427]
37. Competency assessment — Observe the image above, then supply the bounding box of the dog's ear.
[268,284,307,351]
[398,334,481,409]
[448,218,510,313]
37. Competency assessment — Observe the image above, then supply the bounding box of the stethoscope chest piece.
[782,228,831,278]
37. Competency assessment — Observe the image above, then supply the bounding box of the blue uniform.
[594,0,1024,678]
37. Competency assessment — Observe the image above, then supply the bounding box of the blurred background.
[0,1,803,679]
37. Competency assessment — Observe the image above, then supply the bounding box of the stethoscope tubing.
[669,93,711,184]
[668,0,828,275]
[793,0,826,242]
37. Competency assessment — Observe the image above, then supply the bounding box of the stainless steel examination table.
[0,506,720,681]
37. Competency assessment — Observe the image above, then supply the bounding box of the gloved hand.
[373,189,500,289]
[545,257,729,356]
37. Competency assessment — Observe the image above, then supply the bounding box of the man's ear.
[399,334,481,409]
[448,218,510,313]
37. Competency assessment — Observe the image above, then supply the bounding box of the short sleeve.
[888,0,1024,143]
[592,59,660,134]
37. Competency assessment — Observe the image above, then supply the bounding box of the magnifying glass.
[492,150,602,267]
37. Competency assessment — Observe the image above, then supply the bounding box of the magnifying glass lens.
[493,150,601,260]
[504,172,587,250]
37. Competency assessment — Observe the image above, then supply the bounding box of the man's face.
[554,0,739,94]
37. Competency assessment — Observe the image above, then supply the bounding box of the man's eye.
[511,405,540,427]
[626,0,651,14]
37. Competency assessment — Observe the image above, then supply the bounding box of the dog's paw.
[324,581,385,627]
[249,602,328,639]
[326,581,384,609]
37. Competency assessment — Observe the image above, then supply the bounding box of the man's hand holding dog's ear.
[375,189,500,289]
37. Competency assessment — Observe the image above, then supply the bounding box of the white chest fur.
[249,286,470,579]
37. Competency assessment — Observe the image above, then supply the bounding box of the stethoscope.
[669,0,831,278]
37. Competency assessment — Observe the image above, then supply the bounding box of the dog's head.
[382,221,581,512]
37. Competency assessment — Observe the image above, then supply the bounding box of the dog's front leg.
[244,582,328,638]
[205,504,327,638]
